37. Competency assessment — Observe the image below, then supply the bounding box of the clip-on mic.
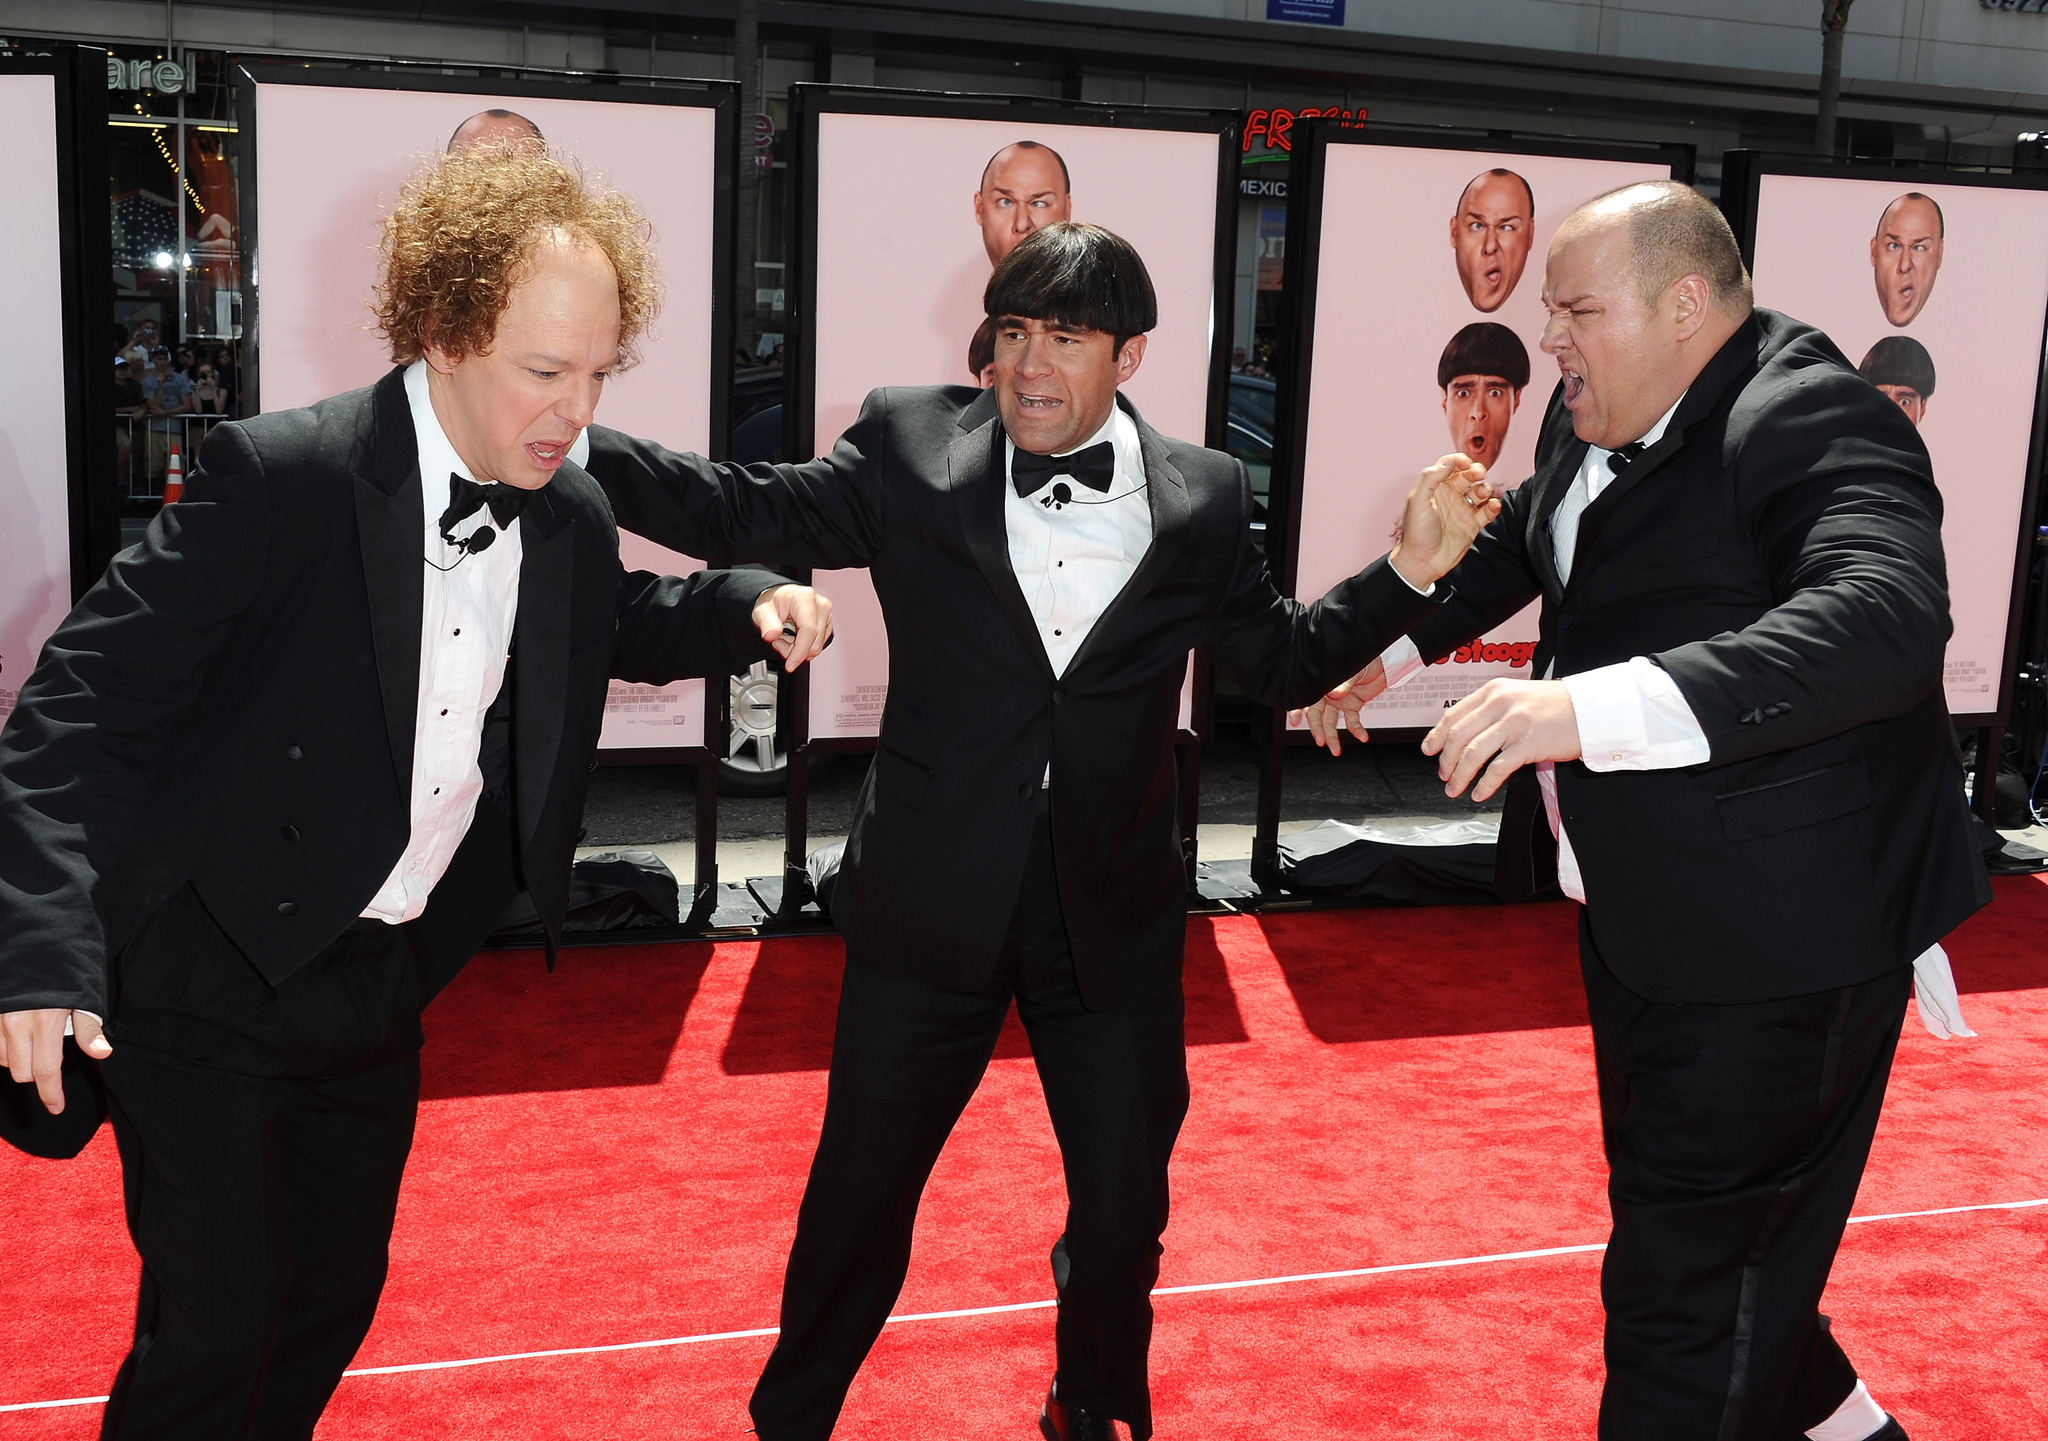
[426,523,497,572]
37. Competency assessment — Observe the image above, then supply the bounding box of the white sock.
[1805,1380,1890,1441]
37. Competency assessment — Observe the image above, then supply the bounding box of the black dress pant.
[1581,912,1910,1441]
[97,885,426,1441]
[750,804,1191,1441]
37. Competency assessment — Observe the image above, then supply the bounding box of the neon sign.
[1243,107,1366,154]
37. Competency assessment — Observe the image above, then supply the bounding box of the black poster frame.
[773,83,1242,915]
[2,43,119,602]
[233,59,742,908]
[1720,148,2048,738]
[1253,120,1693,887]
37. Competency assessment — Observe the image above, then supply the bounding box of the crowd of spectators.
[111,319,241,499]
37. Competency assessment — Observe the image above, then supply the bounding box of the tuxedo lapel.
[1062,399,1190,678]
[512,488,575,847]
[1525,431,1589,602]
[948,399,1056,679]
[353,370,425,801]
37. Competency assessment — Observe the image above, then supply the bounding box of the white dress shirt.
[1373,398,1969,1035]
[1003,405,1153,678]
[359,361,525,924]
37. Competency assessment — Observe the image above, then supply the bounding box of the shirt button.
[453,628,461,636]
[1611,752,1623,762]
[1053,689,1065,705]
[277,901,297,916]
[1016,782,1033,800]
[440,708,449,716]
[280,824,299,842]
[1053,628,1062,636]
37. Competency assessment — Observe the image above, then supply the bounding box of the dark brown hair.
[984,222,1158,356]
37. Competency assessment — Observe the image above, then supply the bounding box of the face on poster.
[251,81,721,748]
[0,75,71,727]
[806,110,1222,737]
[1750,174,2048,717]
[1290,145,1674,729]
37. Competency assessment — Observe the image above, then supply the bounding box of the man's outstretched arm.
[1205,454,1499,709]
[583,391,895,571]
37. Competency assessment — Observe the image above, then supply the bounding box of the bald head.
[448,109,545,155]
[1540,181,1751,449]
[1561,180,1753,318]
[974,142,1073,267]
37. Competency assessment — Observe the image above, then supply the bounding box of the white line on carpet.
[7,1195,2043,1412]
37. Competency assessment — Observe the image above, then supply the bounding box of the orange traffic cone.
[164,440,183,503]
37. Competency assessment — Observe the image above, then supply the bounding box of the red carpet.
[5,878,2046,1438]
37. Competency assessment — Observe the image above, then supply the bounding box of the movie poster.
[0,74,72,727]
[805,107,1224,738]
[1288,143,1675,729]
[1750,174,2048,719]
[248,78,723,748]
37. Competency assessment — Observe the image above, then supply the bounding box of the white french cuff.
[1378,635,1427,690]
[1564,657,1712,771]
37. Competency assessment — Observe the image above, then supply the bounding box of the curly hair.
[374,142,660,369]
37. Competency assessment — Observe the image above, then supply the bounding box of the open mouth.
[1561,369,1586,408]
[1016,393,1062,412]
[1484,266,1503,287]
[1465,433,1492,456]
[526,438,574,469]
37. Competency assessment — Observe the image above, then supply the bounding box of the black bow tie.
[438,475,528,539]
[1605,442,1647,476]
[1012,440,1116,500]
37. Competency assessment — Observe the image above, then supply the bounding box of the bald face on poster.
[1870,192,1945,326]
[1450,167,1535,312]
[447,108,544,154]
[973,140,1073,267]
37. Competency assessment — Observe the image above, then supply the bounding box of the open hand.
[1389,454,1501,591]
[754,585,834,673]
[1422,678,1580,802]
[1289,658,1390,756]
[1,1009,111,1116]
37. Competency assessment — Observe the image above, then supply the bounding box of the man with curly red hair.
[0,142,833,1440]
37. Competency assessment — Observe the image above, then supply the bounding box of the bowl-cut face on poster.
[1438,321,1530,469]
[1451,167,1535,313]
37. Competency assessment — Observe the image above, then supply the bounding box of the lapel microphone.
[426,521,498,572]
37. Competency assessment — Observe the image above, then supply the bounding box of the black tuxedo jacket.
[584,386,1439,1007]
[0,366,785,1019]
[1410,309,1990,1004]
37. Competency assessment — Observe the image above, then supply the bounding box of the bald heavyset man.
[1301,181,1986,1441]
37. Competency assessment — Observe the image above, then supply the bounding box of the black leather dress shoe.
[1038,1383,1121,1441]
[1867,1419,1909,1441]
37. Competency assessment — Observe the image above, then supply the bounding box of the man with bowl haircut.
[1870,192,1945,328]
[582,221,1498,1440]
[1439,320,1531,469]
[1858,335,1937,429]
[1300,180,1986,1441]
[0,144,830,1439]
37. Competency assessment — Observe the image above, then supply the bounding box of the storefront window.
[105,44,241,513]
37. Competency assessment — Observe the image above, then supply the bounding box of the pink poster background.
[1751,173,2048,719]
[1290,144,1673,731]
[251,81,720,749]
[807,111,1222,738]
[0,76,71,727]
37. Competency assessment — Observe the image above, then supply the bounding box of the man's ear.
[422,341,461,377]
[1115,332,1148,385]
[1670,275,1713,342]
[1510,388,1523,414]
